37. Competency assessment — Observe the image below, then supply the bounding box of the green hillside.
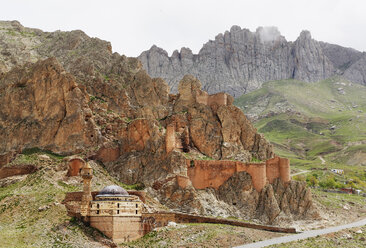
[234,77,366,190]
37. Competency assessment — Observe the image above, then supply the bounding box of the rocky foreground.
[0,21,317,224]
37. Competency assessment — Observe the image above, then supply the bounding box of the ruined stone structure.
[77,163,145,243]
[185,157,290,192]
[67,157,86,177]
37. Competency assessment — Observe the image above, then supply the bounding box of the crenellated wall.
[186,156,290,192]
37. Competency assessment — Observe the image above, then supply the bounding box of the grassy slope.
[234,77,366,190]
[0,151,139,248]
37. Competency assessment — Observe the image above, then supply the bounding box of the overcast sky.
[1,0,365,57]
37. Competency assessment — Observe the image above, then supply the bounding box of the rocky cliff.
[139,26,365,97]
[0,21,317,223]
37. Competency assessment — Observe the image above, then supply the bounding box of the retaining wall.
[142,212,296,233]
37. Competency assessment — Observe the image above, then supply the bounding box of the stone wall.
[208,92,228,108]
[165,123,175,154]
[246,163,267,192]
[90,216,144,243]
[186,157,290,192]
[186,160,239,190]
[265,157,290,184]
[0,164,37,179]
[142,212,296,233]
[195,91,229,108]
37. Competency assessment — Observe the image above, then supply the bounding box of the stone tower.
[80,162,93,220]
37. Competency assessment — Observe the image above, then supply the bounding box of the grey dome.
[97,185,129,196]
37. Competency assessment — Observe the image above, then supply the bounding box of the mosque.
[78,160,145,242]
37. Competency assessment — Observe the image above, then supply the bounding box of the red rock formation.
[0,58,97,155]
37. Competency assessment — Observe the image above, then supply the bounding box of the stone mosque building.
[78,161,144,242]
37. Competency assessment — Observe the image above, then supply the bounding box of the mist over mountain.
[139,26,366,97]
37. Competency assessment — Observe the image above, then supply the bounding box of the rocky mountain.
[139,26,366,97]
[0,21,317,224]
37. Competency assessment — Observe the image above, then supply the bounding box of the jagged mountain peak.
[139,26,365,97]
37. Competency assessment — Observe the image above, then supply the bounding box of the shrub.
[306,174,319,187]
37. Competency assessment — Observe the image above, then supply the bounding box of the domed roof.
[97,185,129,196]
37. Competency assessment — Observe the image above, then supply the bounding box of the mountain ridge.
[138,26,366,97]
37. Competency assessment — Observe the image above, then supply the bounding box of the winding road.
[291,170,309,177]
[235,218,366,248]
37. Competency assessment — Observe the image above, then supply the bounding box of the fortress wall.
[195,91,209,105]
[247,163,267,192]
[208,92,228,107]
[279,157,291,183]
[187,160,237,189]
[165,124,176,154]
[236,161,249,172]
[265,157,281,184]
[185,156,290,192]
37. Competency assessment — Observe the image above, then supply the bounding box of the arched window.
[117,203,120,208]
[97,204,100,208]
[97,210,99,214]
[117,210,119,214]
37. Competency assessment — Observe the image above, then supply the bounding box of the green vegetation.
[0,151,144,247]
[235,77,366,191]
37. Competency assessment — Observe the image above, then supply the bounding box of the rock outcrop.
[0,21,317,224]
[0,58,97,155]
[343,54,366,85]
[139,26,366,96]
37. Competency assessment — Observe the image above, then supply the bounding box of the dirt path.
[291,170,309,177]
[319,156,326,165]
[234,218,366,248]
